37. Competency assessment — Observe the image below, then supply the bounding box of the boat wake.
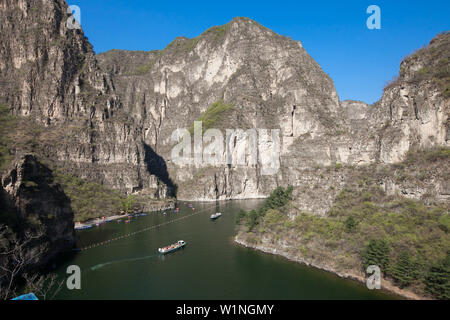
[90,253,159,270]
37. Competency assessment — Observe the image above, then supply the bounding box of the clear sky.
[69,0,449,104]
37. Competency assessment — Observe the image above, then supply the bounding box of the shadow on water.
[143,143,177,197]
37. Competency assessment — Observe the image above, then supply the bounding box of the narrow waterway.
[54,200,397,299]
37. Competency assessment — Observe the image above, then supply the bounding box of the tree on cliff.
[124,194,136,214]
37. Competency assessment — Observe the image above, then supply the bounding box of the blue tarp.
[11,293,39,300]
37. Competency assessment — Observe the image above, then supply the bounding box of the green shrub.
[54,172,127,221]
[235,209,247,224]
[438,214,450,233]
[189,100,233,134]
[124,194,135,213]
[262,186,293,213]
[245,210,259,231]
[235,186,293,230]
[344,215,357,233]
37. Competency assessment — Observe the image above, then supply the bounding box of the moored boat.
[75,225,92,231]
[210,212,222,220]
[158,240,186,254]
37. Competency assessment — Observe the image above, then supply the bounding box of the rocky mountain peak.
[398,31,450,87]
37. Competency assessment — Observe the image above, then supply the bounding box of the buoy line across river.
[78,203,220,252]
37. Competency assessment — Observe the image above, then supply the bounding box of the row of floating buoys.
[79,203,215,251]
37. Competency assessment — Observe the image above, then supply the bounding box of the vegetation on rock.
[53,172,127,222]
[236,151,449,299]
[189,100,233,134]
[385,31,449,98]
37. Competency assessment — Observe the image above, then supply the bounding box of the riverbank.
[74,214,129,229]
[234,235,428,300]
[74,200,176,229]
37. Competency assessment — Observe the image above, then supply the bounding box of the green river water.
[54,200,398,299]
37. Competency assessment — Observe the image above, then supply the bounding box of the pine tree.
[235,209,247,225]
[344,215,356,233]
[391,251,417,288]
[361,239,390,274]
[245,210,259,231]
[425,253,450,299]
[263,186,293,211]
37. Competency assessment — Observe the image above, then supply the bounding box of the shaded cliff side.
[0,155,75,271]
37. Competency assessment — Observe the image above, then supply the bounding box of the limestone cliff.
[0,0,171,197]
[98,20,449,205]
[97,17,343,201]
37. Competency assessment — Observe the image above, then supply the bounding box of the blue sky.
[69,0,449,104]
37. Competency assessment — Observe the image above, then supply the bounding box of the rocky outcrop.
[0,0,171,197]
[376,33,449,163]
[0,155,75,264]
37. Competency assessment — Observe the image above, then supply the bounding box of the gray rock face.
[376,33,450,163]
[1,0,448,207]
[0,0,168,197]
[98,19,448,202]
[96,17,343,200]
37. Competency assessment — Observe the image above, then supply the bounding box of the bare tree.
[22,273,64,300]
[0,224,64,300]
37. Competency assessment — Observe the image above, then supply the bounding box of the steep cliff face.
[376,33,449,163]
[98,19,449,203]
[0,155,75,264]
[0,0,170,197]
[97,17,344,200]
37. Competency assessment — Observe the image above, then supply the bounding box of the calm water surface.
[54,200,398,299]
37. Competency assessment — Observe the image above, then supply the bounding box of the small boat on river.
[158,240,186,254]
[75,225,92,231]
[210,212,222,220]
